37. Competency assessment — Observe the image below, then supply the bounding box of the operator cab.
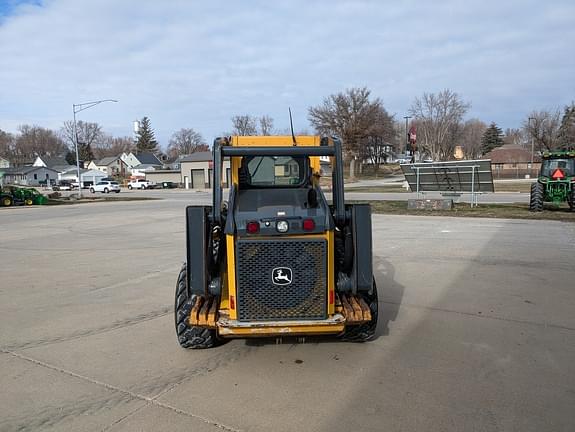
[231,155,332,236]
[541,158,574,177]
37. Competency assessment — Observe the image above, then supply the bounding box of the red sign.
[551,169,565,180]
[408,125,417,144]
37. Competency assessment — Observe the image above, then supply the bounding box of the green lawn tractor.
[529,151,575,212]
[0,185,47,206]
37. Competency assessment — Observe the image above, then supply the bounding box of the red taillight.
[230,295,235,310]
[246,221,259,234]
[329,290,334,305]
[551,169,565,180]
[303,218,315,231]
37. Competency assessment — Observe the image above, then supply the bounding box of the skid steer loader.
[175,136,378,348]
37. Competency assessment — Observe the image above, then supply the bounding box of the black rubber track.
[338,280,379,342]
[570,189,575,212]
[529,182,544,212]
[174,263,218,349]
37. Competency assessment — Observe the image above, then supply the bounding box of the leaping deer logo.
[272,267,293,285]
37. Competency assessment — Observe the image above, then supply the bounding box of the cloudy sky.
[1,0,574,147]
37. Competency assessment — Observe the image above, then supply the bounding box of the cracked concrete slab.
[1,198,574,431]
[0,352,145,432]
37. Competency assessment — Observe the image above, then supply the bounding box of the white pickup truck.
[128,179,155,190]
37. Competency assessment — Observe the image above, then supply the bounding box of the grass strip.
[357,200,575,222]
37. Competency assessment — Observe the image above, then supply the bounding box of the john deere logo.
[272,267,292,285]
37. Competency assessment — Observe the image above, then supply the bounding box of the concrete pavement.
[0,199,574,431]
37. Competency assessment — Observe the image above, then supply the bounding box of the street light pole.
[528,117,535,177]
[72,99,118,197]
[404,116,411,156]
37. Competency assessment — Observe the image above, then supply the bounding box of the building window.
[34,173,38,180]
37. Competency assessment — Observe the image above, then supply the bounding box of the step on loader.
[175,136,378,348]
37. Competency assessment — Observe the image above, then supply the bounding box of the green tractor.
[529,151,575,212]
[0,185,47,207]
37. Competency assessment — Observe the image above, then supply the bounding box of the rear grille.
[236,239,327,321]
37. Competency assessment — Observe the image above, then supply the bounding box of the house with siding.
[58,168,107,186]
[484,144,541,179]
[179,152,230,189]
[121,152,162,175]
[33,156,73,173]
[87,156,128,177]
[0,156,10,169]
[1,166,59,186]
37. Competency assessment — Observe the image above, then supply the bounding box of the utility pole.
[404,116,411,155]
[72,99,118,197]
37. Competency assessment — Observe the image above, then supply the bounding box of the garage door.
[191,169,205,189]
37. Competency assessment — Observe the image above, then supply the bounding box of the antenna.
[289,107,297,146]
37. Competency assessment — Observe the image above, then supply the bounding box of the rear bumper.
[216,313,345,338]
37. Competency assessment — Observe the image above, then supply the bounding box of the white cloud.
[0,0,574,146]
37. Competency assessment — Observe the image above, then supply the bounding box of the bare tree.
[93,135,134,159]
[232,115,257,136]
[459,119,487,159]
[9,125,67,165]
[60,120,103,150]
[308,87,382,156]
[503,128,524,147]
[259,115,274,135]
[359,106,397,172]
[523,109,562,152]
[409,89,470,161]
[167,128,208,158]
[558,103,575,150]
[0,129,14,159]
[277,127,310,136]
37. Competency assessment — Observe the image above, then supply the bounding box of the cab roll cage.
[212,137,346,227]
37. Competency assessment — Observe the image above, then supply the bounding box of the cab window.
[541,159,574,177]
[242,156,307,187]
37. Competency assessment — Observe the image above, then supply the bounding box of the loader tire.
[174,263,218,349]
[339,280,379,342]
[529,182,544,212]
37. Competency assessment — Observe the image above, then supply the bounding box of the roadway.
[0,198,573,431]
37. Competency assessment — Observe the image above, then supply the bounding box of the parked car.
[52,181,76,191]
[90,181,121,194]
[161,181,179,189]
[128,179,155,190]
[395,156,413,164]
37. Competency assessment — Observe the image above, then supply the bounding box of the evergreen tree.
[481,122,504,154]
[79,142,94,162]
[135,116,158,153]
[65,150,76,165]
[558,104,575,150]
[65,143,94,165]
